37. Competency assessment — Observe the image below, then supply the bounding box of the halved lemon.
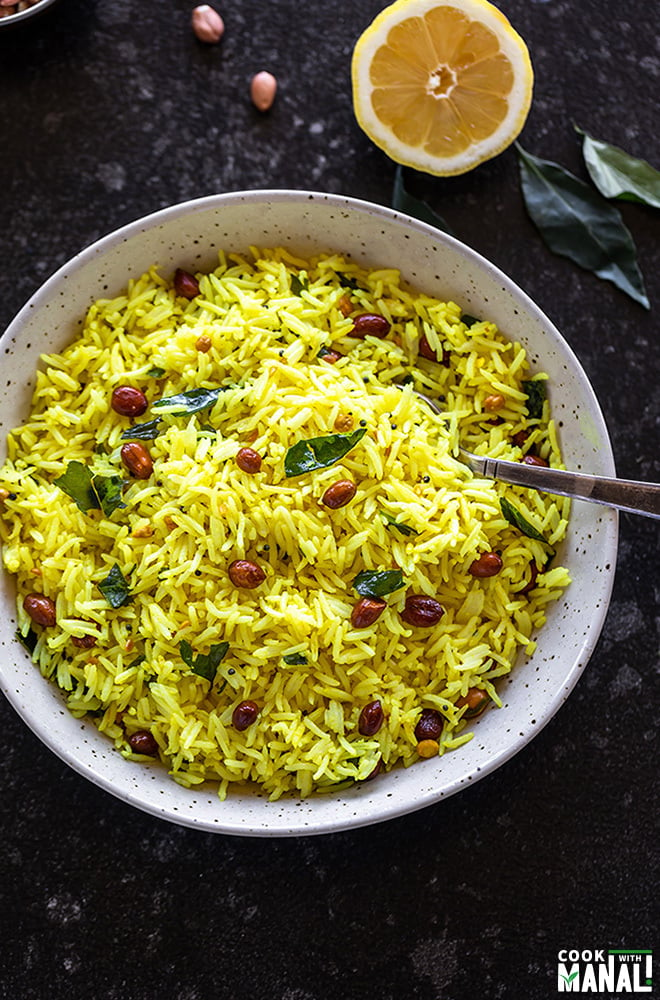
[351,0,534,176]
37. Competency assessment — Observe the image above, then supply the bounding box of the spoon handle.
[462,452,660,520]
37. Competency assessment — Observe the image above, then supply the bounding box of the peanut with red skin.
[228,559,265,589]
[121,441,153,479]
[456,688,490,718]
[414,708,443,742]
[235,448,262,474]
[23,593,56,627]
[321,479,356,509]
[233,700,259,731]
[191,4,224,43]
[250,72,277,111]
[351,597,386,628]
[522,454,549,467]
[173,268,200,299]
[320,348,343,364]
[469,551,503,578]
[128,731,159,756]
[400,594,444,627]
[351,313,390,339]
[111,386,148,417]
[358,700,384,736]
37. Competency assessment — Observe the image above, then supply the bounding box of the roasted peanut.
[235,447,262,474]
[512,429,530,448]
[191,4,224,43]
[351,313,390,339]
[321,479,357,509]
[469,551,503,578]
[127,730,159,756]
[456,688,490,718]
[131,523,153,538]
[417,739,439,758]
[337,295,353,317]
[351,597,386,629]
[520,561,540,596]
[23,593,56,627]
[333,413,354,432]
[228,559,266,588]
[111,385,148,417]
[522,454,549,467]
[414,708,443,742]
[400,594,445,628]
[173,268,200,299]
[361,756,383,782]
[250,71,277,111]
[483,394,505,411]
[121,441,153,479]
[72,623,96,649]
[358,699,384,736]
[232,700,259,731]
[320,347,344,364]
[418,333,450,364]
[195,335,212,352]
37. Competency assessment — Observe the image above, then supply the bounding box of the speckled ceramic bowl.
[0,0,60,29]
[0,191,617,836]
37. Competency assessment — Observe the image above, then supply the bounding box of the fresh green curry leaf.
[98,563,133,607]
[352,568,405,598]
[120,418,162,441]
[460,314,481,327]
[54,461,100,512]
[336,273,361,291]
[283,652,308,665]
[379,510,419,537]
[127,653,146,669]
[500,497,548,543]
[284,427,367,477]
[152,386,228,416]
[180,639,229,682]
[521,379,547,420]
[92,474,127,517]
[146,366,166,378]
[290,273,308,295]
[516,144,649,309]
[576,126,660,209]
[392,165,455,236]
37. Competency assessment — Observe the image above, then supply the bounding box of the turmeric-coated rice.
[0,247,570,799]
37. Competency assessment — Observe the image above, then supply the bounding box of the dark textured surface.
[0,1,658,997]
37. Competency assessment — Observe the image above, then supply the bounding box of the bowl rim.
[0,189,618,836]
[0,0,59,26]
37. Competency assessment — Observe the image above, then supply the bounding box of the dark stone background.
[0,1,657,997]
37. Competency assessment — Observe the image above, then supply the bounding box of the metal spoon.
[415,391,660,520]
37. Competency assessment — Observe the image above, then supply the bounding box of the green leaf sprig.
[54,462,126,517]
[392,165,455,236]
[576,126,660,209]
[499,497,548,544]
[352,569,405,598]
[98,563,133,607]
[379,510,419,537]
[180,639,229,682]
[152,386,229,416]
[516,143,649,309]
[284,427,367,477]
[521,379,547,421]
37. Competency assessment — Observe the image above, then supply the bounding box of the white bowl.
[0,191,617,836]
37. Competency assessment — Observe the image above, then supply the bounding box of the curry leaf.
[379,510,419,537]
[352,569,404,598]
[516,144,649,309]
[577,126,660,209]
[283,652,308,665]
[98,563,133,607]
[146,366,167,378]
[152,386,228,416]
[500,497,548,544]
[120,418,162,441]
[521,379,547,420]
[290,273,308,295]
[54,461,100,512]
[460,314,481,327]
[180,639,229,682]
[92,474,127,517]
[392,165,455,236]
[284,427,367,477]
[16,628,38,656]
